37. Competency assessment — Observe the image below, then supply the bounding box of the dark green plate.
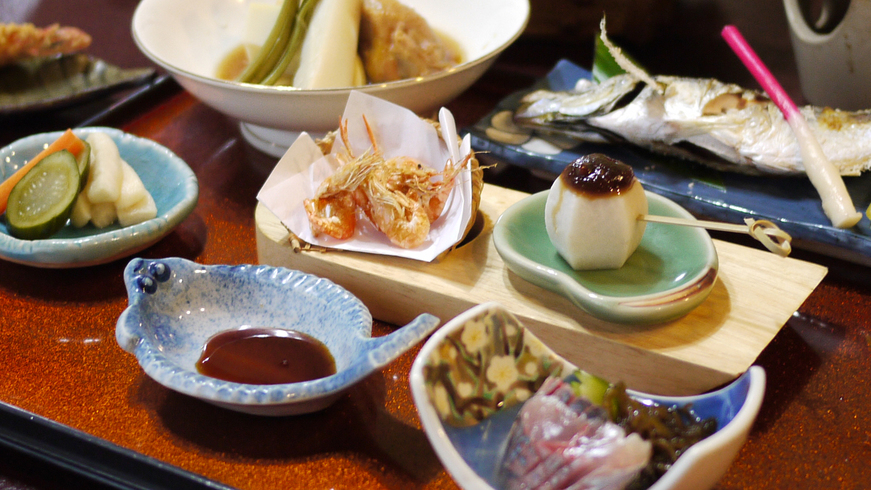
[0,54,154,115]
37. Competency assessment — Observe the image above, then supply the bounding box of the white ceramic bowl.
[132,0,530,155]
[410,302,766,490]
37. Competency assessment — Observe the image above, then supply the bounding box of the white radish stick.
[70,192,92,228]
[115,159,150,210]
[721,25,861,228]
[117,193,157,227]
[639,214,792,257]
[90,201,117,229]
[85,133,124,204]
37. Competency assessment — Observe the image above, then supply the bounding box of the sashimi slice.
[499,377,651,490]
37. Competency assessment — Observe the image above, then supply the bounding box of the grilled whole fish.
[514,73,871,176]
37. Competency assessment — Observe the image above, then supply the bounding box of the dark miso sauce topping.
[196,327,336,385]
[560,153,636,196]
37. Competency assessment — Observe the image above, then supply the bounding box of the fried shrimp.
[359,174,432,248]
[303,192,358,240]
[0,23,92,65]
[303,116,471,248]
[425,154,471,222]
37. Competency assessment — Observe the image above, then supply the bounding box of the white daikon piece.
[117,193,157,227]
[85,132,123,204]
[243,1,283,61]
[69,192,92,228]
[90,201,117,229]
[115,159,150,210]
[292,0,362,88]
[546,177,647,270]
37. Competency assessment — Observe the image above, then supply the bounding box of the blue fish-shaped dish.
[117,257,441,416]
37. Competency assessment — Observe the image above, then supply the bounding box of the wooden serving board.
[255,184,827,395]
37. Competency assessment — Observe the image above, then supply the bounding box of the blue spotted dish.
[0,127,198,268]
[410,302,766,490]
[116,257,441,416]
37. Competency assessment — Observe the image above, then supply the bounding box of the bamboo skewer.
[639,214,792,257]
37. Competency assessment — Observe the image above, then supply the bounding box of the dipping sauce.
[196,327,336,385]
[215,44,249,81]
[560,153,637,196]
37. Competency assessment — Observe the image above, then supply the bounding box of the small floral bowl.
[410,302,766,490]
[116,257,440,416]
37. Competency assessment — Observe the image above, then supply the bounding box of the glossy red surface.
[0,1,869,489]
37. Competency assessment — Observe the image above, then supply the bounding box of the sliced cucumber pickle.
[76,141,90,191]
[567,369,611,406]
[6,150,81,240]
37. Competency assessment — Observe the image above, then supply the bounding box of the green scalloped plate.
[492,190,719,324]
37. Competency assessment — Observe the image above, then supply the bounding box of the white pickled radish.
[115,159,149,210]
[84,133,123,204]
[117,193,157,227]
[89,201,117,229]
[69,192,91,228]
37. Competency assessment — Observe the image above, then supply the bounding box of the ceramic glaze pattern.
[116,257,441,415]
[0,55,155,115]
[421,306,570,427]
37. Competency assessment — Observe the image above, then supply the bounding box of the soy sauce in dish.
[196,327,336,385]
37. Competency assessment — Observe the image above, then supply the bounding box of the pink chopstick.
[721,25,800,120]
[720,24,862,228]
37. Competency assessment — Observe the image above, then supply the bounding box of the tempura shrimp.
[359,175,432,249]
[355,156,433,248]
[303,122,378,240]
[303,115,471,248]
[0,23,91,65]
[424,153,472,222]
[303,192,357,240]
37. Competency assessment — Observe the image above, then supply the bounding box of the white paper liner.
[257,91,473,262]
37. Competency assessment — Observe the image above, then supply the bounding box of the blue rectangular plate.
[466,59,871,266]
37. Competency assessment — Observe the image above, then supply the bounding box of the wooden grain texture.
[256,184,828,395]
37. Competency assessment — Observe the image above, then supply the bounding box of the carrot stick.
[0,129,86,215]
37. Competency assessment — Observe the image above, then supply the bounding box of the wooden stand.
[256,184,827,395]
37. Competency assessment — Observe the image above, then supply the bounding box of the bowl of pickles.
[0,127,198,268]
[132,0,530,155]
